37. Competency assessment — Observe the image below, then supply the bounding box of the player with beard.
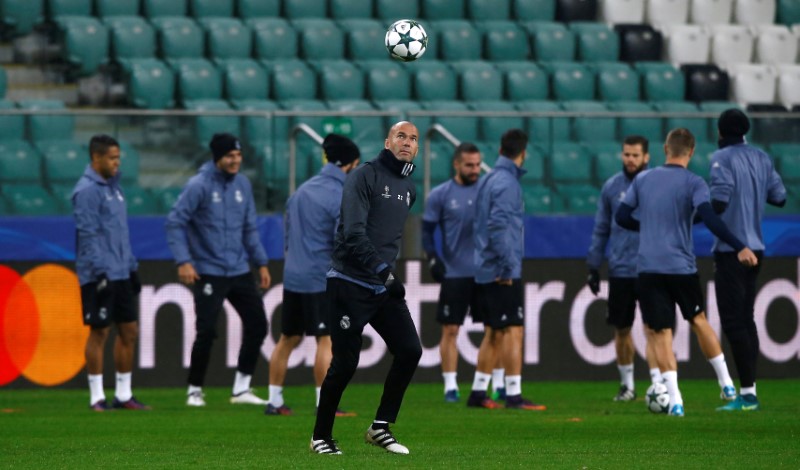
[587,136,661,402]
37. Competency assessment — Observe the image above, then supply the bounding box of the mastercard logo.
[0,264,87,386]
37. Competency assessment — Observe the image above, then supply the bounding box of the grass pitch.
[1,379,798,469]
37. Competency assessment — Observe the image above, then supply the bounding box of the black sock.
[371,421,389,431]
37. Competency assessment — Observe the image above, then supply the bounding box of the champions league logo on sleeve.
[382,186,392,199]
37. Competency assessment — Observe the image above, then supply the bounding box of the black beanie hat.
[718,109,750,138]
[322,133,360,167]
[209,133,241,162]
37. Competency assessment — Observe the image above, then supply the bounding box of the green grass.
[2,379,798,469]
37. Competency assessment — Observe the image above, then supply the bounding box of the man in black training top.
[311,121,422,456]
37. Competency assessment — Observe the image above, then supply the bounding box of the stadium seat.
[635,62,685,102]
[48,0,90,19]
[188,0,233,18]
[592,141,623,183]
[221,59,268,101]
[330,0,373,18]
[497,61,548,101]
[523,185,556,214]
[771,143,800,181]
[172,58,222,103]
[687,142,716,179]
[614,24,663,62]
[691,0,733,25]
[593,62,640,102]
[421,0,465,19]
[200,17,252,62]
[663,24,710,65]
[184,99,240,146]
[122,186,159,215]
[326,100,383,143]
[778,0,800,25]
[470,100,525,143]
[516,100,569,145]
[105,16,156,65]
[550,143,592,184]
[231,99,278,147]
[409,60,457,101]
[124,58,175,108]
[477,21,529,61]
[38,140,85,184]
[512,0,555,20]
[373,100,431,133]
[645,0,689,26]
[523,22,576,62]
[754,25,798,65]
[18,99,74,143]
[431,20,481,61]
[237,0,280,19]
[601,0,645,23]
[359,60,411,100]
[118,141,139,183]
[56,16,109,77]
[562,100,616,142]
[267,59,317,101]
[682,64,729,102]
[1,0,44,38]
[2,184,60,215]
[452,61,503,101]
[422,141,455,182]
[467,0,510,20]
[153,186,183,212]
[153,17,204,61]
[556,0,598,21]
[0,66,4,97]
[746,103,793,143]
[278,98,329,146]
[556,183,599,214]
[293,18,345,61]
[709,25,754,66]
[96,0,139,17]
[652,101,708,143]
[284,0,327,19]
[734,0,776,26]
[423,100,479,142]
[340,18,386,61]
[544,62,595,101]
[0,140,42,183]
[730,64,777,105]
[569,22,619,63]
[698,100,741,139]
[609,101,662,145]
[143,0,186,17]
[776,65,800,109]
[250,18,298,61]
[315,60,364,100]
[0,100,24,141]
[375,0,420,21]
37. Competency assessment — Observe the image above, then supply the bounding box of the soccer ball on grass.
[385,19,428,62]
[646,382,670,414]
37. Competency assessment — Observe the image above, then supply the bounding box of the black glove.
[378,267,406,299]
[587,269,600,296]
[427,254,445,283]
[129,271,142,294]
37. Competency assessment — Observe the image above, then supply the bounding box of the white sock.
[233,371,252,396]
[315,387,321,407]
[662,370,683,407]
[442,372,458,392]
[618,363,634,390]
[115,372,132,402]
[505,375,522,396]
[188,385,202,395]
[268,385,284,407]
[491,368,505,391]
[741,385,756,397]
[88,374,104,405]
[649,368,663,385]
[708,354,734,388]
[471,371,491,392]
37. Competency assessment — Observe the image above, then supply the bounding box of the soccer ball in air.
[645,382,670,414]
[385,19,428,62]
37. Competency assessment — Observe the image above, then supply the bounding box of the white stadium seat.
[729,63,777,104]
[754,25,798,64]
[776,64,800,108]
[646,0,690,26]
[601,0,646,24]
[691,0,733,25]
[733,0,776,26]
[663,25,710,64]
[709,25,754,66]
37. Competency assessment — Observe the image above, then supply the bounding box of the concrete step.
[4,84,79,104]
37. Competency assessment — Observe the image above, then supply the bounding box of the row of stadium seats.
[607,0,794,27]
[661,23,798,66]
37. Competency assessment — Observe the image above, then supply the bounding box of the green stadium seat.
[375,0,419,21]
[634,62,684,102]
[104,16,156,64]
[18,99,74,143]
[331,0,373,18]
[468,0,510,20]
[513,0,555,21]
[153,17,204,61]
[0,100,24,141]
[0,66,5,97]
[570,22,619,63]
[562,100,615,142]
[188,0,233,18]
[38,140,86,184]
[770,144,800,182]
[221,58,268,101]
[340,18,386,61]
[470,101,524,143]
[326,100,383,144]
[477,21,529,61]
[609,101,662,145]
[250,18,298,61]
[421,0,465,19]
[200,17,252,62]
[123,186,159,215]
[452,61,503,101]
[143,0,186,17]
[231,99,279,147]
[522,144,545,182]
[523,185,555,214]
[96,0,139,17]
[652,101,707,146]
[431,20,481,61]
[153,186,183,212]
[592,62,639,102]
[409,60,457,101]
[373,100,431,134]
[2,184,60,215]
[314,60,364,100]
[0,0,44,38]
[0,140,42,183]
[118,141,139,184]
[688,142,716,180]
[237,0,280,19]
[284,0,327,19]
[544,62,594,101]
[172,58,222,103]
[550,142,591,184]
[48,183,74,212]
[496,61,548,101]
[425,141,455,182]
[523,22,576,62]
[293,18,345,61]
[124,58,175,108]
[556,183,599,214]
[515,100,569,147]
[778,0,800,25]
[56,16,109,77]
[423,100,479,142]
[266,59,317,101]
[184,99,241,147]
[592,141,622,184]
[48,0,91,19]
[279,99,328,143]
[359,60,411,101]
